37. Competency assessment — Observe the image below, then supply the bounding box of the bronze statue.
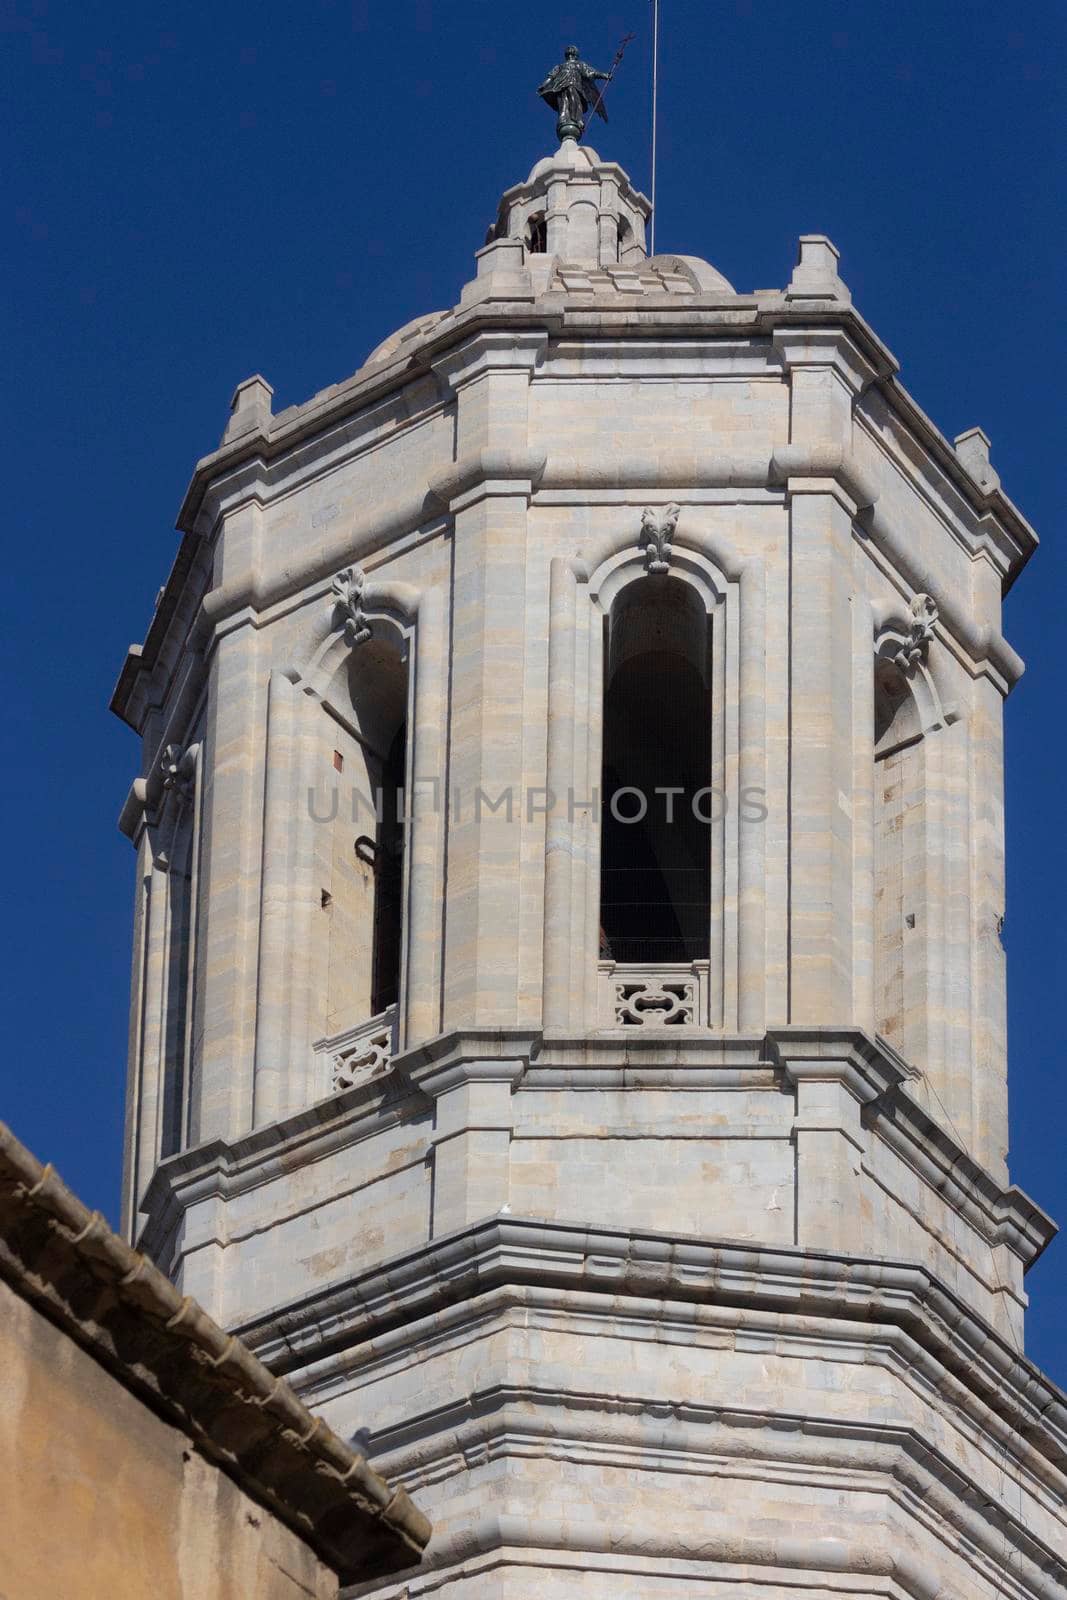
[537,45,611,142]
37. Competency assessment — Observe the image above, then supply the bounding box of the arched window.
[160,814,194,1158]
[317,634,409,1044]
[599,577,711,966]
[525,211,547,254]
[368,721,405,1015]
[873,656,926,1058]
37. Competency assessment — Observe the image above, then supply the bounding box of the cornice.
[0,1120,430,1582]
[233,1215,1067,1480]
[170,294,1034,566]
[113,290,1037,734]
[166,441,1020,694]
[136,1026,1055,1281]
[109,528,207,733]
[137,1071,430,1265]
[365,1386,1067,1597]
[767,1025,1055,1266]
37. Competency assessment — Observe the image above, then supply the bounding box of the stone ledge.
[171,297,1033,564]
[0,1120,430,1584]
[135,1027,1056,1280]
[360,1384,1066,1597]
[113,319,1035,728]
[233,1215,1067,1482]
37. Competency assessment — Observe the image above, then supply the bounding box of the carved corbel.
[159,743,197,802]
[331,567,372,647]
[894,593,938,672]
[873,591,939,675]
[639,503,681,574]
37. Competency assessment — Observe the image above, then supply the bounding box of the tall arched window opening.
[525,211,547,254]
[318,636,409,1044]
[873,656,926,1059]
[160,820,194,1158]
[599,577,712,965]
[369,721,406,1015]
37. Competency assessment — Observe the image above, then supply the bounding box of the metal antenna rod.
[650,0,660,255]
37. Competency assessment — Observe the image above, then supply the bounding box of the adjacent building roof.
[0,1119,431,1585]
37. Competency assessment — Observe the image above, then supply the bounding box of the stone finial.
[222,374,274,444]
[786,235,851,304]
[954,427,1001,493]
[640,504,681,573]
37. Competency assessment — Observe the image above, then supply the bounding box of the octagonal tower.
[113,139,1067,1596]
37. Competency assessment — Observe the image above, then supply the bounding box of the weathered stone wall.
[0,1279,337,1600]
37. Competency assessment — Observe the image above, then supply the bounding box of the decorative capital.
[331,567,372,648]
[639,503,681,574]
[895,592,938,673]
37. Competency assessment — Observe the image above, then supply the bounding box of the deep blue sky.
[3,1,1064,1380]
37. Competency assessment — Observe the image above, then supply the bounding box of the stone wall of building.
[0,1279,336,1600]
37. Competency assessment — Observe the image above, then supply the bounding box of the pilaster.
[773,1026,898,1252]
[189,622,267,1144]
[402,1033,533,1235]
[432,334,546,1029]
[775,328,873,1024]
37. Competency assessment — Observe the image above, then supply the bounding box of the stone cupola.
[491,138,650,269]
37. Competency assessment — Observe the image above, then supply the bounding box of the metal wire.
[650,0,659,256]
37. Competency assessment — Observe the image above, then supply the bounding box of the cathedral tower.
[113,134,1067,1595]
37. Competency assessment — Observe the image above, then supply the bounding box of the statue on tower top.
[537,44,611,141]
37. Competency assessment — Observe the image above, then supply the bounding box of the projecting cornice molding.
[231,1216,1067,1486]
[111,425,1026,734]
[113,289,1036,737]
[170,299,1034,557]
[134,1026,1055,1279]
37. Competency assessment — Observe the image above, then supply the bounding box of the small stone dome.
[489,138,651,268]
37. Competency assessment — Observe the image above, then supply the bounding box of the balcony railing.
[597,961,710,1027]
[314,1005,398,1096]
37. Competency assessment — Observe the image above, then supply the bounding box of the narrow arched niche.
[317,632,409,1038]
[873,656,927,1058]
[599,576,712,965]
[160,815,194,1157]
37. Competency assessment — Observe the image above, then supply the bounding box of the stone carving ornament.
[894,592,938,673]
[332,1026,393,1091]
[640,503,681,574]
[331,567,372,648]
[159,743,196,801]
[614,976,696,1026]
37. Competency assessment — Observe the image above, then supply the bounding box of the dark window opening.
[160,809,197,1158]
[370,722,406,1014]
[599,578,711,964]
[526,212,547,254]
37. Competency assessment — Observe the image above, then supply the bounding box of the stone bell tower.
[114,133,1067,1595]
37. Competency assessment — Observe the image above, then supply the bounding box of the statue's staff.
[583,31,636,133]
